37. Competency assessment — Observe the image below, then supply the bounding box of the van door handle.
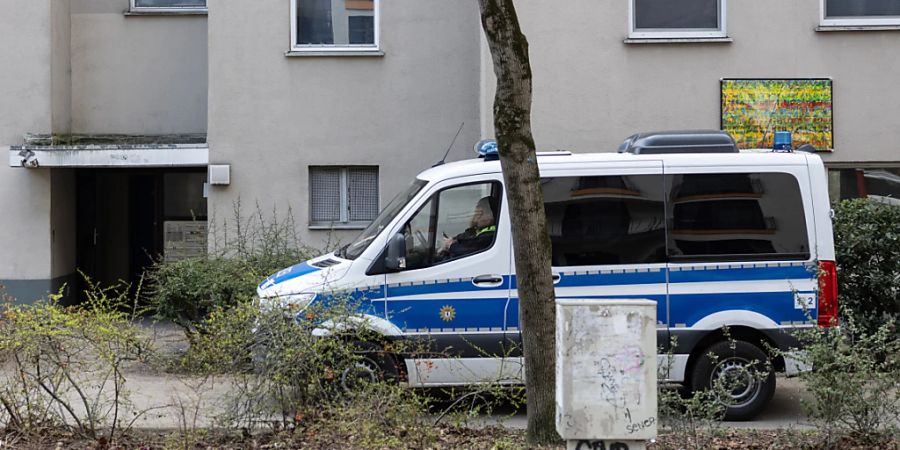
[472,274,504,287]
[552,273,562,284]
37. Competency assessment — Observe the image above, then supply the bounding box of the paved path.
[19,370,814,431]
[453,376,815,430]
[4,321,818,431]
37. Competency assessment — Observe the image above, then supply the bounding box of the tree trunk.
[477,0,559,445]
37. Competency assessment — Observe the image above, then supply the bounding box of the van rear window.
[667,172,810,262]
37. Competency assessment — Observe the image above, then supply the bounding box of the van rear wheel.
[690,340,775,421]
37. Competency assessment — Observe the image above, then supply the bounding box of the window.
[667,173,809,261]
[401,182,501,270]
[828,167,900,205]
[130,0,207,12]
[543,175,666,266]
[292,0,379,52]
[630,0,727,39]
[309,166,378,228]
[821,0,900,26]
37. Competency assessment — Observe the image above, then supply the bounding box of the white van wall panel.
[483,0,900,163]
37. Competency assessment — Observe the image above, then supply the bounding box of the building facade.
[2,0,899,302]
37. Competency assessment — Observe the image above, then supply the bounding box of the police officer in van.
[439,196,497,260]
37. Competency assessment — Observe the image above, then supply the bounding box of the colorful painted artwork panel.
[721,79,833,151]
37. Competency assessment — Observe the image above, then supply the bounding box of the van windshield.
[338,179,427,260]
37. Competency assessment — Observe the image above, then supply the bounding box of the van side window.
[543,175,666,266]
[666,173,810,261]
[401,181,502,270]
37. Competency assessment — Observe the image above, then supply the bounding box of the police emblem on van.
[439,305,456,322]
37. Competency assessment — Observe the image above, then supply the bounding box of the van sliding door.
[508,163,669,364]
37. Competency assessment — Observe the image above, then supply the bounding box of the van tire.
[340,341,400,391]
[690,340,775,421]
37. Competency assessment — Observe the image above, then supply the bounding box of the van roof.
[417,149,814,181]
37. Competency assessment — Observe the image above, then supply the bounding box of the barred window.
[310,166,378,227]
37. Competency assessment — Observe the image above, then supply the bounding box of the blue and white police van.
[257,130,838,420]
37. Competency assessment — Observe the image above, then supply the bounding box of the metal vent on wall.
[310,167,342,223]
[348,167,378,221]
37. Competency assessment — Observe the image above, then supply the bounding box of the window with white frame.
[310,166,379,227]
[821,0,900,26]
[292,0,379,51]
[130,0,207,12]
[630,0,726,39]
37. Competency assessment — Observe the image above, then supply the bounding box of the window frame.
[309,166,379,229]
[819,0,900,26]
[290,0,381,54]
[628,0,727,39]
[129,0,207,13]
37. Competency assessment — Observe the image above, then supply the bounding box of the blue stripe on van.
[510,293,669,327]
[259,261,320,289]
[668,291,817,327]
[386,297,508,331]
[668,264,813,283]
[531,269,666,289]
[379,263,815,331]
[386,277,509,298]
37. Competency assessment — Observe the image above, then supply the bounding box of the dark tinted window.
[349,16,374,44]
[667,173,809,261]
[635,0,719,29]
[826,0,900,17]
[543,175,666,266]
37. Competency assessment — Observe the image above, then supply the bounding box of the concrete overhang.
[7,134,208,168]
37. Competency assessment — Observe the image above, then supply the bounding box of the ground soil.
[3,428,898,450]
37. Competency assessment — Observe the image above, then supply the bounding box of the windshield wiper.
[335,244,349,258]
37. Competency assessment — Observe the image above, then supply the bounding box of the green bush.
[179,297,419,432]
[791,314,900,447]
[0,282,150,441]
[146,257,259,333]
[146,202,314,336]
[833,198,900,338]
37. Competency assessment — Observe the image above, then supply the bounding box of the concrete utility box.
[556,299,657,450]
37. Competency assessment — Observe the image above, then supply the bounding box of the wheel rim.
[340,358,380,391]
[709,356,762,409]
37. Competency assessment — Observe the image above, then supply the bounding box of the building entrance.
[75,169,207,300]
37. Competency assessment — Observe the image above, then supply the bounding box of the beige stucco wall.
[207,0,482,248]
[70,0,207,134]
[0,0,54,284]
[481,0,900,164]
[51,0,72,134]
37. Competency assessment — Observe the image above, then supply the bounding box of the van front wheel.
[340,341,399,391]
[690,340,775,421]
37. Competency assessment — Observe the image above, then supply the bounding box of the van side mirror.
[384,233,407,271]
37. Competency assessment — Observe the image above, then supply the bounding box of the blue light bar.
[475,139,499,161]
[773,131,793,152]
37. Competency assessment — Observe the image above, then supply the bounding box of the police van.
[257,130,837,420]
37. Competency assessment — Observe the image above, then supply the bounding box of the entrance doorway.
[75,169,207,298]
